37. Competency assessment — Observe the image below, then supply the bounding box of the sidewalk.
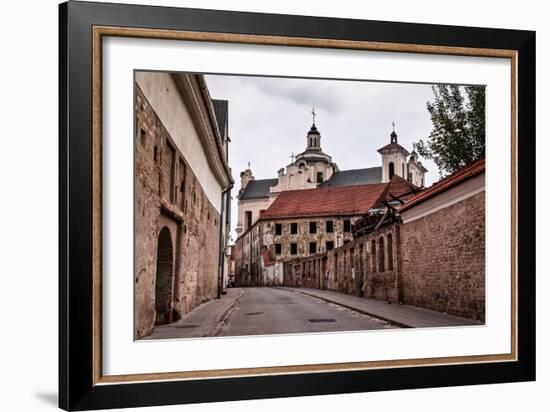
[282,287,481,328]
[143,288,244,340]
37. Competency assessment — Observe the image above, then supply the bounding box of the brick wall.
[400,191,485,321]
[281,189,485,321]
[134,85,221,338]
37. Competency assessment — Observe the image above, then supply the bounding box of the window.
[343,219,351,232]
[379,236,385,272]
[326,220,334,233]
[275,223,282,235]
[140,128,146,146]
[387,233,394,271]
[389,162,395,178]
[316,172,323,183]
[334,253,338,282]
[153,145,158,161]
[309,242,317,254]
[275,243,282,255]
[290,222,298,235]
[402,163,405,178]
[309,221,317,234]
[245,211,252,229]
[290,243,298,255]
[326,241,334,251]
[371,239,376,272]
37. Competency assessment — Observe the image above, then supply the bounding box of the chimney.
[240,168,254,191]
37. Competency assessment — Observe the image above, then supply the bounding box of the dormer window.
[316,172,323,183]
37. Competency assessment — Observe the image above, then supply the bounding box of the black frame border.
[59,1,536,410]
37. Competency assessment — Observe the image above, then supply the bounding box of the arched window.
[316,171,323,183]
[389,162,395,179]
[387,233,394,271]
[371,239,376,272]
[378,236,385,272]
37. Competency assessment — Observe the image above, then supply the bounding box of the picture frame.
[59,1,536,410]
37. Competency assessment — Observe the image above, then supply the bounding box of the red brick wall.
[400,191,485,321]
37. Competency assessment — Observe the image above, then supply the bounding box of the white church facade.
[235,115,427,236]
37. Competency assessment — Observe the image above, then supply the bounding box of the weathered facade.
[235,176,418,288]
[281,159,486,322]
[134,72,233,338]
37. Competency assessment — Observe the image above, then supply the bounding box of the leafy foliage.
[416,85,485,176]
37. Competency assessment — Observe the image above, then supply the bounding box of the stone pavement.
[217,286,394,337]
[143,288,245,340]
[283,287,482,328]
[142,286,481,340]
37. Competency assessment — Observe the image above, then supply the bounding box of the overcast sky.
[205,74,440,241]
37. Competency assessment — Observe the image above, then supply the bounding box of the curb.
[208,288,246,337]
[284,288,412,328]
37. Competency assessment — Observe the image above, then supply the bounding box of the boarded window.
[387,233,394,271]
[179,159,186,210]
[371,239,376,272]
[379,236,385,272]
[162,141,176,203]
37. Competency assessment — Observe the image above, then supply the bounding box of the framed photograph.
[59,1,536,410]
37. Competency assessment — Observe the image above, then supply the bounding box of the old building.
[234,175,418,287]
[235,115,427,236]
[283,159,486,321]
[134,72,233,338]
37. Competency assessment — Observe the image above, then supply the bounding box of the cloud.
[205,74,441,238]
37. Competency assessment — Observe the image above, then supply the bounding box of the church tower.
[377,123,410,183]
[305,109,321,150]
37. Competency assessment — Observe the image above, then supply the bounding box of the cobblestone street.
[144,287,479,340]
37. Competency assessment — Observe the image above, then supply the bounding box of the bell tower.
[306,108,321,150]
[377,122,410,183]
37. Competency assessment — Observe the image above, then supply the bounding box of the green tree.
[416,84,485,176]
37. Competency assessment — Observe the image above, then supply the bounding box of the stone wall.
[283,223,399,301]
[134,85,221,338]
[282,189,485,321]
[400,191,485,321]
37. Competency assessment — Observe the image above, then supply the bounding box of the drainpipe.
[217,185,232,298]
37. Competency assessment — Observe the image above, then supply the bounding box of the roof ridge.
[399,158,485,212]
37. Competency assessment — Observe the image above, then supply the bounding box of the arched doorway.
[155,227,174,325]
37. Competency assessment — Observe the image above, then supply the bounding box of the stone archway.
[155,226,174,325]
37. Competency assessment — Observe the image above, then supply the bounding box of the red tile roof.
[399,158,485,213]
[383,175,419,202]
[261,183,388,220]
